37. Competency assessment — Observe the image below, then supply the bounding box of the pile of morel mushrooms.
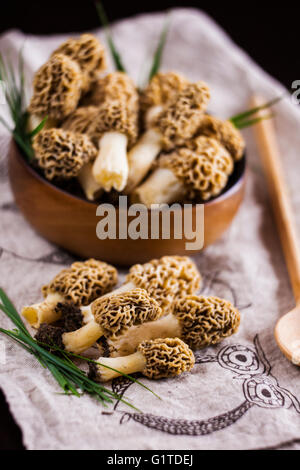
[22,256,240,382]
[28,33,245,204]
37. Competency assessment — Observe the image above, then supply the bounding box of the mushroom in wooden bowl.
[3,33,277,266]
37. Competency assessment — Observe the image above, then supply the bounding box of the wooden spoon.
[251,96,300,365]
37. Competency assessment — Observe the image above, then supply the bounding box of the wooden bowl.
[8,141,246,266]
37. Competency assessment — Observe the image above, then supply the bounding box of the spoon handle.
[251,95,300,305]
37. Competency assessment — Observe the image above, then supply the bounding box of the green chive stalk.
[0,51,46,161]
[95,2,126,73]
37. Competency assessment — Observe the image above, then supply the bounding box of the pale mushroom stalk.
[36,289,162,354]
[22,259,118,328]
[93,338,195,382]
[124,128,162,194]
[77,163,103,201]
[92,131,129,192]
[95,350,150,382]
[144,105,164,128]
[124,82,210,193]
[132,167,186,206]
[86,75,139,192]
[62,319,106,353]
[133,136,234,207]
[107,295,240,357]
[22,293,65,328]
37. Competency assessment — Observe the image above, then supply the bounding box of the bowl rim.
[10,139,247,209]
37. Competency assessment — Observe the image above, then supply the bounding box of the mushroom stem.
[144,105,164,128]
[109,295,240,357]
[63,321,104,353]
[92,132,129,191]
[95,351,146,382]
[95,337,195,381]
[22,292,64,328]
[124,129,162,194]
[132,167,186,207]
[78,163,103,201]
[109,314,180,357]
[54,287,162,354]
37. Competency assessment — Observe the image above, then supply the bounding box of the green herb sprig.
[0,51,46,161]
[229,96,283,129]
[0,288,159,409]
[147,14,171,83]
[95,2,126,73]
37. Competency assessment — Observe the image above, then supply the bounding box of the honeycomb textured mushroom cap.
[92,288,162,340]
[140,71,189,111]
[160,136,234,201]
[42,259,118,306]
[87,98,138,147]
[83,72,138,111]
[155,82,210,150]
[29,54,82,121]
[196,115,245,161]
[127,256,201,311]
[172,295,240,350]
[52,34,107,91]
[62,106,100,134]
[138,337,195,379]
[32,128,96,180]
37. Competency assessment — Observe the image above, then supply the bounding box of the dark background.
[0,0,298,451]
[1,1,298,90]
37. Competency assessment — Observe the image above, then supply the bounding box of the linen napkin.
[0,8,300,450]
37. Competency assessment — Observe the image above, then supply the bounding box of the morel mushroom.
[55,256,201,339]
[62,106,103,200]
[124,82,210,194]
[32,128,96,181]
[92,337,195,382]
[87,97,138,192]
[52,33,107,92]
[195,114,245,161]
[83,71,138,111]
[28,54,83,125]
[108,295,240,357]
[22,259,118,328]
[62,105,100,134]
[106,255,201,313]
[36,289,162,354]
[140,71,189,127]
[133,136,234,206]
